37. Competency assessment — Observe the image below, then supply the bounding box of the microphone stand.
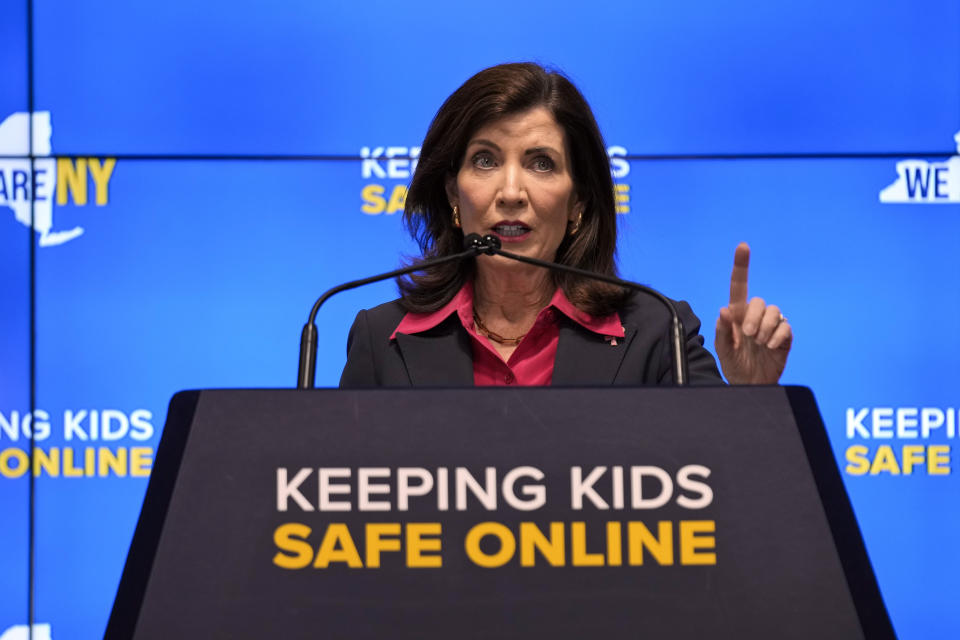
[298,233,689,388]
[297,235,487,389]
[472,235,690,385]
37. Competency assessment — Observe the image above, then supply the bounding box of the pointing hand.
[715,243,792,384]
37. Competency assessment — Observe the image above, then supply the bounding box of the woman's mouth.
[491,222,531,242]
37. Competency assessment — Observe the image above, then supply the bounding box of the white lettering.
[571,466,608,510]
[631,466,673,509]
[846,408,869,438]
[608,145,629,178]
[872,407,894,438]
[896,408,919,438]
[100,409,129,440]
[276,468,314,512]
[361,145,420,179]
[501,466,546,511]
[676,464,713,509]
[357,467,391,511]
[318,467,352,511]
[436,467,449,511]
[611,465,624,509]
[396,467,433,511]
[360,146,385,178]
[64,410,88,441]
[0,410,50,441]
[455,466,496,511]
[129,409,154,440]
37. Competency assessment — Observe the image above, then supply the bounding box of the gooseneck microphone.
[297,233,688,388]
[296,235,488,389]
[471,234,690,385]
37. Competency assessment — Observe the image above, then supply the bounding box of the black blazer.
[339,293,724,387]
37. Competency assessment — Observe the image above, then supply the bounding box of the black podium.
[107,386,894,639]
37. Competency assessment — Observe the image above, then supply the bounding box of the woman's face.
[447,106,581,266]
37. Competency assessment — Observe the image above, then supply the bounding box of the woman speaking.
[340,63,792,387]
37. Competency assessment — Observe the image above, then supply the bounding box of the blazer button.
[504,372,515,384]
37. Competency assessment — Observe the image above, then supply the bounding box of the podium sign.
[108,387,893,639]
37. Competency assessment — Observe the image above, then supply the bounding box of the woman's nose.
[497,163,527,208]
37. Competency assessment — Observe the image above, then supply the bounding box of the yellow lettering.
[606,521,623,566]
[519,522,565,567]
[361,184,386,214]
[63,447,84,477]
[901,445,925,475]
[464,522,515,568]
[57,158,87,205]
[365,523,402,568]
[614,183,630,213]
[406,523,442,568]
[98,447,127,477]
[2,447,158,478]
[929,445,951,475]
[273,523,314,569]
[88,158,116,205]
[627,521,673,565]
[0,448,29,478]
[314,523,363,568]
[130,447,153,477]
[845,445,869,475]
[679,520,716,565]
[571,521,604,566]
[869,445,900,475]
[386,185,406,214]
[33,447,60,477]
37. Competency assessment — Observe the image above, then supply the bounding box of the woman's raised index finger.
[729,242,751,305]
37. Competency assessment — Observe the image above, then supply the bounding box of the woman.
[340,63,791,387]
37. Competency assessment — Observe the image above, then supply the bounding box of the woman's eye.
[471,152,496,169]
[532,156,554,171]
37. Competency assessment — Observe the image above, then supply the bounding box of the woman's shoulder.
[617,290,702,327]
[352,298,408,333]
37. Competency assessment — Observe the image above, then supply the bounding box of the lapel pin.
[605,336,619,346]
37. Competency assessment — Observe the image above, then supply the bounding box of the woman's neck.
[473,264,554,325]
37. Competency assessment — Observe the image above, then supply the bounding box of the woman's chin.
[477,251,556,276]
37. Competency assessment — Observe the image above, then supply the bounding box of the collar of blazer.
[393,315,639,387]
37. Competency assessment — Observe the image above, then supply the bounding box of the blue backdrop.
[2,0,959,637]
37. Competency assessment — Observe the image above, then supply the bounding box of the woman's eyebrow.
[466,140,560,156]
[467,138,501,151]
[524,146,559,156]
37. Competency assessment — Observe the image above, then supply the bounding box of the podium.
[107,386,894,639]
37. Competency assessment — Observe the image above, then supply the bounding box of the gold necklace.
[473,309,526,346]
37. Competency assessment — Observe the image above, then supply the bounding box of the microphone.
[297,234,487,389]
[473,234,690,385]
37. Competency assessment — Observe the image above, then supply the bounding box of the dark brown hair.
[399,62,628,316]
